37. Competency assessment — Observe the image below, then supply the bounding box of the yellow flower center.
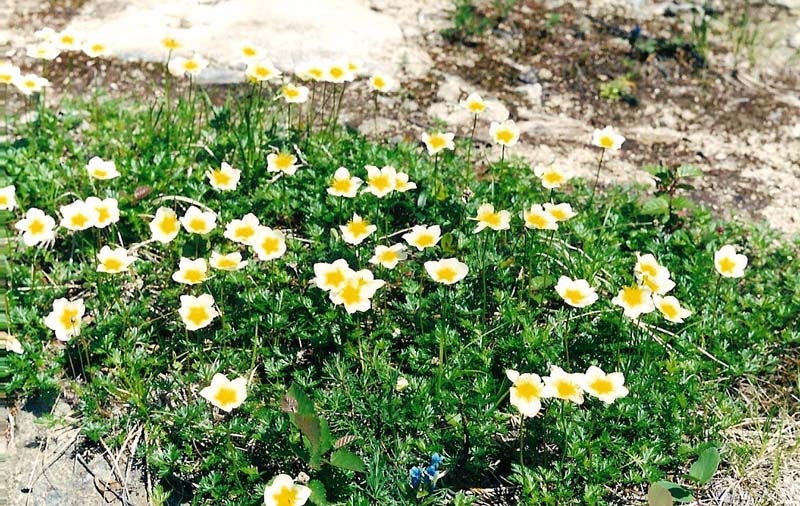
[639,263,658,278]
[61,35,74,45]
[103,258,123,272]
[718,256,735,274]
[273,486,299,506]
[543,171,564,186]
[184,60,199,71]
[70,213,89,228]
[478,211,501,228]
[589,378,614,396]
[599,135,614,149]
[379,250,398,263]
[555,379,578,398]
[516,381,541,402]
[216,257,238,269]
[91,44,104,53]
[549,208,569,221]
[495,129,514,144]
[347,220,368,237]
[235,225,255,241]
[469,101,485,113]
[621,286,645,307]
[283,87,299,99]
[183,269,205,284]
[324,270,345,288]
[274,153,294,170]
[186,306,209,326]
[0,195,7,205]
[259,236,281,255]
[93,168,107,178]
[436,266,457,283]
[255,66,271,78]
[210,170,231,187]
[373,76,385,88]
[526,213,549,229]
[415,233,435,248]
[369,174,391,192]
[159,215,178,235]
[29,219,45,235]
[162,38,180,50]
[563,288,585,305]
[428,136,446,150]
[242,47,256,57]
[340,284,363,306]
[213,386,238,407]
[330,67,344,79]
[60,308,79,331]
[189,218,207,232]
[660,302,679,320]
[641,274,659,292]
[96,206,110,224]
[332,179,352,193]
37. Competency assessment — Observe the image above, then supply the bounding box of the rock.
[789,32,800,49]
[516,83,543,108]
[538,68,553,80]
[519,69,538,84]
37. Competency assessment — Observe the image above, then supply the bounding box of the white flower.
[473,203,511,233]
[15,208,56,246]
[252,227,287,261]
[263,474,312,506]
[461,93,487,115]
[490,120,520,147]
[86,156,120,180]
[267,152,299,176]
[96,246,136,274]
[1,332,23,354]
[611,284,655,319]
[369,73,396,93]
[327,167,362,198]
[329,269,385,313]
[394,172,417,192]
[534,165,573,189]
[44,298,85,341]
[60,200,96,231]
[362,165,396,198]
[313,259,355,292]
[172,257,209,285]
[53,30,81,51]
[245,60,280,82]
[179,294,218,331]
[402,225,441,251]
[85,197,120,229]
[369,244,407,269]
[395,376,409,392]
[555,276,598,308]
[523,204,558,231]
[207,162,241,191]
[422,132,455,156]
[340,213,376,245]
[281,83,310,104]
[506,369,552,418]
[592,126,625,150]
[579,366,628,405]
[168,54,208,77]
[324,62,354,83]
[653,295,692,323]
[209,251,248,271]
[0,62,21,84]
[13,74,50,96]
[424,258,469,285]
[714,244,748,278]
[0,185,16,211]
[180,206,216,235]
[237,42,266,61]
[82,40,110,58]
[543,202,577,222]
[26,43,60,61]
[150,207,181,243]
[542,365,585,405]
[200,373,248,412]
[224,213,261,246]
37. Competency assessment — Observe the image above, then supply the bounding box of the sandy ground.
[2,1,799,504]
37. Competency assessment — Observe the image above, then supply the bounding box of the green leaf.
[319,416,332,455]
[641,196,670,215]
[440,233,457,255]
[329,448,366,473]
[671,196,695,211]
[307,480,328,505]
[292,413,322,458]
[677,164,703,178]
[687,447,720,485]
[287,383,316,415]
[656,481,695,503]
[647,483,673,506]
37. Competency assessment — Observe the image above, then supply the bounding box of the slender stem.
[519,418,526,467]
[587,149,606,209]
[466,114,477,181]
[437,287,449,391]
[373,92,379,133]
[563,312,572,368]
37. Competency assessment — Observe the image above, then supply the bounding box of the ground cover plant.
[1,30,799,506]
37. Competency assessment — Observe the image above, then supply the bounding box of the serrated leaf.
[687,447,720,485]
[307,480,328,505]
[656,481,695,503]
[677,164,703,178]
[440,233,456,255]
[647,483,673,506]
[292,413,322,458]
[641,196,670,215]
[334,435,359,449]
[641,164,664,177]
[329,448,366,473]
[671,196,695,211]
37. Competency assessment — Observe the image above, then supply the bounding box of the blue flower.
[424,464,438,481]
[409,466,422,488]
[430,453,444,468]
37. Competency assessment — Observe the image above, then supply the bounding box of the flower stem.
[587,149,605,210]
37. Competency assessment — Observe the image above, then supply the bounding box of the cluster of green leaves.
[441,0,518,44]
[598,74,637,105]
[1,83,798,506]
[640,163,703,230]
[648,445,721,505]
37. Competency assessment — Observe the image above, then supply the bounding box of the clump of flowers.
[409,453,445,497]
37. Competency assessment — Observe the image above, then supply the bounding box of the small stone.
[538,68,553,80]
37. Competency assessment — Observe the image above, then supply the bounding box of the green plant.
[648,445,721,505]
[598,74,637,104]
[640,163,703,228]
